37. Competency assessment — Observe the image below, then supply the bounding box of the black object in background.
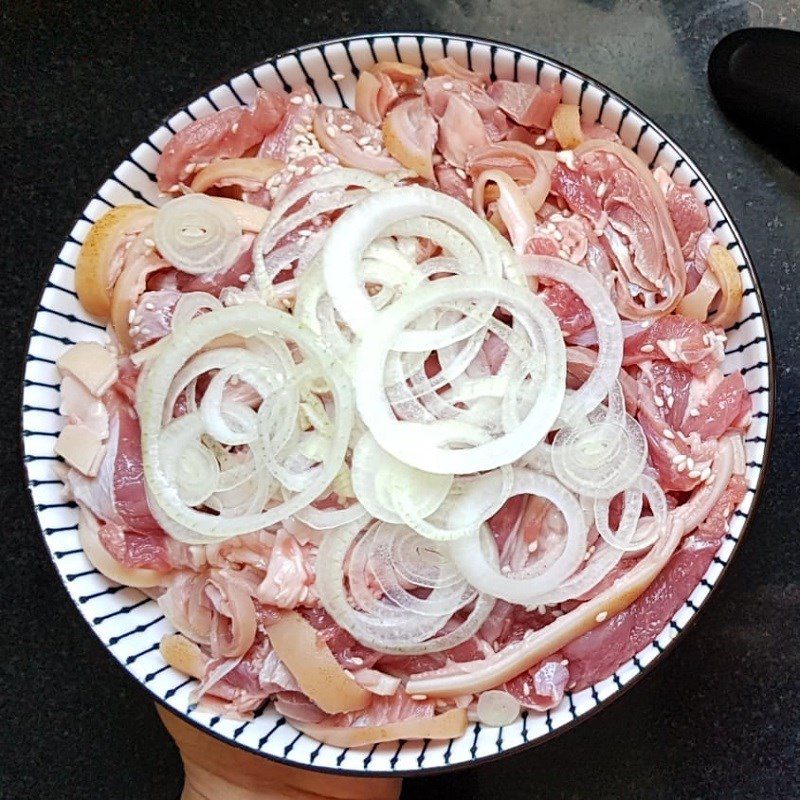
[709,27,800,170]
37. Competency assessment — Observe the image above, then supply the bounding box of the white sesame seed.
[332,73,345,81]
[537,604,546,615]
[667,339,678,353]
[641,344,655,353]
[688,469,701,478]
[231,122,239,134]
[654,396,664,407]
[133,315,142,325]
[595,611,608,622]
[185,162,196,172]
[411,694,427,701]
[705,470,715,485]
[686,457,695,470]
[456,167,467,180]
[594,227,605,236]
[595,182,606,198]
[700,398,709,407]
[297,229,313,237]
[304,93,313,104]
[144,238,155,248]
[340,123,353,132]
[672,454,686,464]
[523,684,531,696]
[552,609,563,617]
[239,273,250,283]
[127,310,136,323]
[561,659,569,666]
[700,466,712,482]
[535,135,547,146]
[501,565,511,574]
[663,429,675,439]
[443,81,454,90]
[557,249,569,259]
[325,125,337,138]
[667,395,674,408]
[290,95,304,105]
[528,540,538,552]
[654,278,664,290]
[553,230,564,242]
[357,135,372,146]
[689,408,700,417]
[676,461,686,473]
[129,325,140,336]
[144,302,155,311]
[293,123,307,133]
[168,184,180,192]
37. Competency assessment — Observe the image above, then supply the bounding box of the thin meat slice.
[423,76,509,141]
[563,474,744,691]
[682,372,751,439]
[156,89,288,190]
[540,281,593,337]
[429,56,489,88]
[435,163,471,205]
[666,183,709,258]
[98,522,172,571]
[624,314,724,377]
[382,96,437,181]
[130,290,180,350]
[504,656,570,711]
[488,80,562,129]
[437,95,490,168]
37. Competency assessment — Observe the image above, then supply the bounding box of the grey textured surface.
[2,1,798,798]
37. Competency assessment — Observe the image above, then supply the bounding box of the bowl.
[22,32,774,776]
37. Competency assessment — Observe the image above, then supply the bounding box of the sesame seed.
[688,469,701,478]
[705,470,715,485]
[528,540,538,552]
[130,325,140,335]
[127,310,136,323]
[341,123,353,132]
[595,611,608,622]
[641,344,655,353]
[700,466,712,482]
[557,249,569,259]
[523,684,531,696]
[553,230,564,241]
[689,408,700,417]
[325,125,337,138]
[293,123,307,134]
[455,167,467,180]
[357,135,372,146]
[185,162,196,172]
[535,135,547,146]
[239,273,250,283]
[443,81,454,90]
[297,229,313,237]
[550,214,564,223]
[594,227,605,236]
[561,659,569,666]
[501,565,511,574]
[595,182,606,197]
[537,604,546,615]
[667,339,678,353]
[654,395,664,407]
[552,609,563,617]
[654,278,664,290]
[290,95,303,105]
[304,93,313,104]
[676,461,686,473]
[144,302,155,311]
[144,238,155,248]
[672,454,686,464]
[133,315,142,324]
[663,429,675,439]
[700,398,709,407]
[231,122,239,134]
[168,184,180,192]
[666,395,674,408]
[332,73,345,81]
[411,694,427,701]
[686,457,695,470]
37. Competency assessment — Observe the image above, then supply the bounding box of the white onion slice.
[448,469,588,604]
[154,194,242,275]
[354,275,566,475]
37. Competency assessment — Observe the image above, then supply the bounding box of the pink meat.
[130,290,180,350]
[666,183,708,258]
[550,164,603,223]
[682,372,751,439]
[488,80,562,129]
[156,89,288,190]
[300,607,381,670]
[540,281,593,337]
[436,95,490,168]
[624,314,723,377]
[258,88,315,161]
[97,522,172,571]
[563,474,744,691]
[504,656,570,711]
[434,163,472,205]
[112,400,160,532]
[424,76,508,142]
[177,236,255,296]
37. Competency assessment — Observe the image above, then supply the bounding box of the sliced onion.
[522,255,623,422]
[448,469,588,604]
[322,185,507,340]
[138,303,353,543]
[153,194,242,275]
[354,275,566,475]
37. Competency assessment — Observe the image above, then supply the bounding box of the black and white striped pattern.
[22,33,774,775]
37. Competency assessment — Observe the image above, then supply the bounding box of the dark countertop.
[2,2,798,798]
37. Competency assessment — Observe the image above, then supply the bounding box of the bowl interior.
[22,33,772,775]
